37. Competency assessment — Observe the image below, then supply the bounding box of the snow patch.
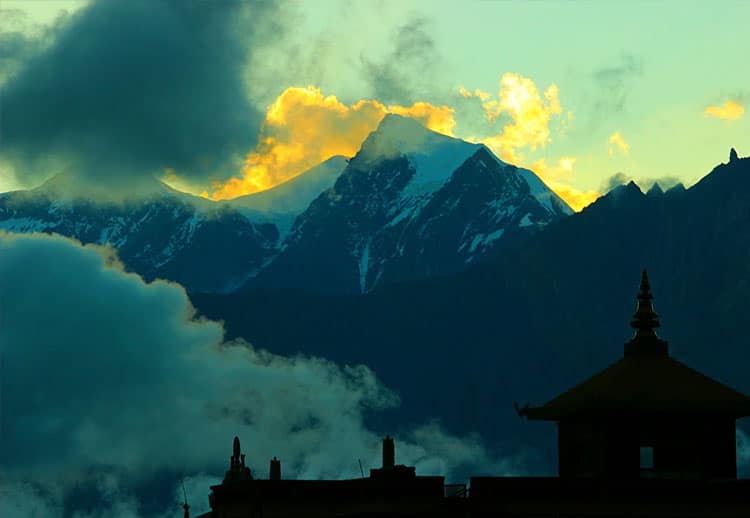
[358,238,372,293]
[0,217,52,233]
[405,138,482,197]
[363,115,482,200]
[481,144,573,215]
[230,156,347,214]
[519,214,534,227]
[517,168,572,215]
[385,196,431,228]
[182,213,201,242]
[483,228,505,246]
[463,228,506,255]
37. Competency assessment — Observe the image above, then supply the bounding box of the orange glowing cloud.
[704,100,744,120]
[608,131,629,156]
[204,87,455,200]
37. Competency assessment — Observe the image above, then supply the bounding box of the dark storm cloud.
[360,17,440,105]
[0,0,279,190]
[601,172,682,193]
[569,54,645,137]
[642,176,682,191]
[591,54,644,117]
[0,31,36,83]
[601,172,632,192]
[0,8,68,84]
[594,54,642,89]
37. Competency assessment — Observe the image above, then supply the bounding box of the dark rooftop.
[521,353,750,420]
[520,270,750,420]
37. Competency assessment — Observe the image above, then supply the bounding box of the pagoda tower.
[519,270,750,480]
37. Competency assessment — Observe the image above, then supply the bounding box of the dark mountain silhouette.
[192,150,750,473]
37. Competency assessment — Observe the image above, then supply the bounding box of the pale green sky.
[2,0,748,204]
[287,0,749,194]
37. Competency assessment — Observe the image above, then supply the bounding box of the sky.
[1,3,749,515]
[1,0,748,210]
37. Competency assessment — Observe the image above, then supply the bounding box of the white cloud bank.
[0,232,524,517]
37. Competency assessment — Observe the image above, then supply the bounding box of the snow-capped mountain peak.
[228,155,348,215]
[0,114,576,296]
[482,145,573,216]
[32,171,183,205]
[355,114,483,197]
[249,116,574,294]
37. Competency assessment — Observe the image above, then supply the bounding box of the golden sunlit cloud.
[469,73,562,164]
[388,102,456,136]
[189,74,595,211]
[459,86,491,102]
[531,157,576,181]
[545,180,600,212]
[608,131,629,156]
[529,157,600,212]
[459,73,595,210]
[161,167,199,194]
[704,100,744,120]
[204,87,455,200]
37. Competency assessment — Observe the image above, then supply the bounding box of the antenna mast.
[181,478,190,518]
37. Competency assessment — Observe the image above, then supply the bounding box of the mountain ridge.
[190,148,750,474]
[227,155,348,215]
[247,115,573,294]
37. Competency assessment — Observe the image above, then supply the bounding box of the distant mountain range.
[3,111,747,475]
[0,179,280,292]
[0,115,570,293]
[191,150,750,474]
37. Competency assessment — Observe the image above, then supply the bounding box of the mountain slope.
[192,150,750,474]
[249,115,572,294]
[227,155,348,215]
[0,157,353,293]
[0,177,281,293]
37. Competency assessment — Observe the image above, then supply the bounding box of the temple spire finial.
[233,436,241,458]
[625,269,668,356]
[631,269,660,337]
[224,435,253,482]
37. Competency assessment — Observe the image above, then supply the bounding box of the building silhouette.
[197,271,750,517]
[204,435,448,517]
[517,270,750,480]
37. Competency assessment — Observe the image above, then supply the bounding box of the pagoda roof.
[519,270,750,421]
[520,352,750,420]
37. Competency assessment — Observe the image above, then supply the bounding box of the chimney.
[382,435,395,470]
[270,457,281,480]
